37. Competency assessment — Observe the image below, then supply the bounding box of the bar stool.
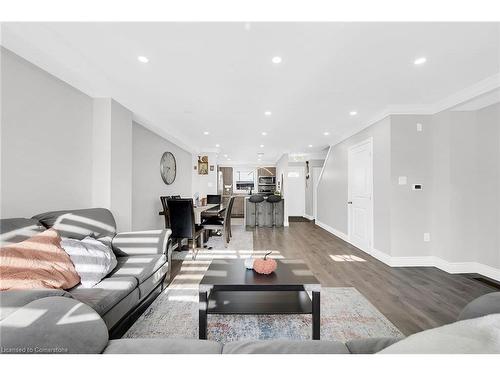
[267,194,282,227]
[249,194,265,227]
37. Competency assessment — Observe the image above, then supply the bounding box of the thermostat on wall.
[412,184,423,190]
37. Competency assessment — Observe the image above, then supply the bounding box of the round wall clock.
[160,152,176,185]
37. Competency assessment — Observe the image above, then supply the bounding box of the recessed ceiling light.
[261,131,267,136]
[227,158,231,161]
[272,56,282,64]
[308,144,313,148]
[260,144,264,148]
[223,154,228,158]
[349,111,358,116]
[215,144,220,147]
[264,111,272,116]
[203,131,210,135]
[323,132,330,136]
[137,56,149,63]
[414,57,427,65]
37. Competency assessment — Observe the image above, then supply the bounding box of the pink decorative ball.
[253,251,277,275]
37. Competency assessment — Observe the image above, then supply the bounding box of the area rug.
[124,224,403,343]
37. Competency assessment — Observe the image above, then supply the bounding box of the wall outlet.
[398,176,407,185]
[416,123,423,132]
[423,233,431,242]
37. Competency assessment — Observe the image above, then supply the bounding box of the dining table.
[193,203,226,225]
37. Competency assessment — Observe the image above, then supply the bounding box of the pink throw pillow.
[0,228,80,290]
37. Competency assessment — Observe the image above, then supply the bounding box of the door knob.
[347,201,352,204]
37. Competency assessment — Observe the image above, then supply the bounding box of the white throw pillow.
[61,236,118,288]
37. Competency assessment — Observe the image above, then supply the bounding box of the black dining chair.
[167,198,204,260]
[159,195,183,228]
[207,194,222,204]
[202,196,235,247]
[159,196,172,228]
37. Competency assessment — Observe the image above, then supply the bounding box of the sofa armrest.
[0,297,108,354]
[345,337,403,354]
[112,229,171,257]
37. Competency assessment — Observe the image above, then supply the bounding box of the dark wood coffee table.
[198,259,321,340]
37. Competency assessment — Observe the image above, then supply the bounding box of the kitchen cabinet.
[257,167,276,177]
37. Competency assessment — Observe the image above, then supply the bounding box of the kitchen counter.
[224,193,262,218]
[244,196,284,227]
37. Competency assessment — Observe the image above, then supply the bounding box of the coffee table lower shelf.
[208,290,312,314]
[199,289,320,340]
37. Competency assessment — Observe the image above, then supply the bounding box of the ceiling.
[2,22,499,163]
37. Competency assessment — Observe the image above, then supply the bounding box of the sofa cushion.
[32,208,117,247]
[0,296,108,354]
[458,292,500,321]
[0,289,74,321]
[346,337,403,354]
[103,338,223,354]
[61,237,118,288]
[109,255,166,284]
[111,229,170,257]
[379,314,500,354]
[222,339,350,354]
[0,228,81,291]
[69,276,137,316]
[138,263,168,299]
[102,288,140,329]
[0,218,46,245]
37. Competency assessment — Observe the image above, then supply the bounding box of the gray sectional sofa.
[1,293,499,354]
[1,207,500,354]
[0,208,172,336]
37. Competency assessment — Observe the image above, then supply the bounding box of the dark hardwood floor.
[252,221,497,336]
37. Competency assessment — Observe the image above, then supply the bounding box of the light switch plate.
[398,176,407,185]
[416,123,423,132]
[424,233,431,242]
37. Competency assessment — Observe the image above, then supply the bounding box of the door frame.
[287,165,306,217]
[347,137,374,253]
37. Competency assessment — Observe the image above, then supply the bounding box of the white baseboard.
[315,221,500,282]
[315,220,348,241]
[303,214,314,220]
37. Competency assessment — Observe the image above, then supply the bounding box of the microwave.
[258,176,275,185]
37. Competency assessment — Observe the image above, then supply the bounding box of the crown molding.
[332,72,500,148]
[431,73,500,113]
[132,114,197,154]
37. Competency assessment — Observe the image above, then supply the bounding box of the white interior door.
[348,138,373,252]
[287,166,305,217]
[312,167,322,219]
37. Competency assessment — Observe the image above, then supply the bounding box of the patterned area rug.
[124,225,403,343]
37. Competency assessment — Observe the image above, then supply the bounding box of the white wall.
[1,48,191,236]
[316,104,500,279]
[109,100,133,232]
[1,47,93,218]
[390,114,433,258]
[191,153,218,200]
[275,153,289,226]
[430,105,500,269]
[92,98,133,231]
[317,117,391,254]
[132,122,192,230]
[289,159,325,218]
